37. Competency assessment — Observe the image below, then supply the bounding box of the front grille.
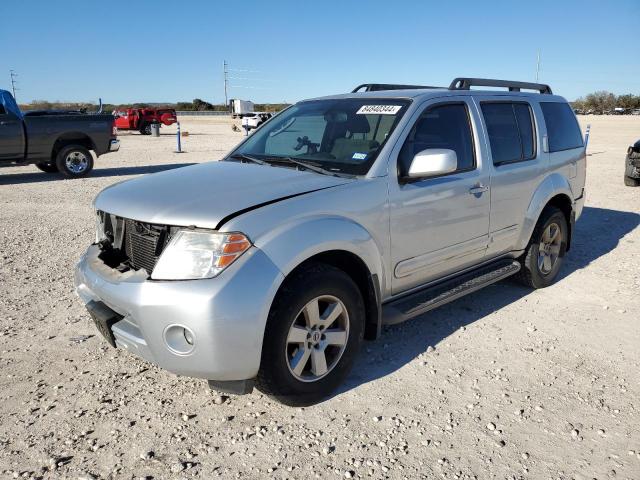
[124,220,164,274]
[98,211,170,274]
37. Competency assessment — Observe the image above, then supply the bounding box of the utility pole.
[535,52,540,83]
[223,60,228,108]
[10,70,18,100]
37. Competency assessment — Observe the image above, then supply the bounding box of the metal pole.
[584,124,591,151]
[10,70,18,100]
[223,60,228,108]
[176,122,182,153]
[535,52,540,83]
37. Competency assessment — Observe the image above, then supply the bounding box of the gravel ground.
[0,115,639,480]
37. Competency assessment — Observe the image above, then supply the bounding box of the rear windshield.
[540,102,584,152]
[230,98,411,175]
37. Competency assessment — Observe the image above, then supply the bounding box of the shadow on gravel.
[339,206,639,397]
[0,163,196,185]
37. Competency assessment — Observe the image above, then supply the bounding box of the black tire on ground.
[624,156,640,186]
[35,161,59,173]
[55,145,94,178]
[139,123,151,135]
[256,263,365,406]
[515,206,568,289]
[624,175,640,187]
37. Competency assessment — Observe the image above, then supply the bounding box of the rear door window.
[481,102,536,165]
[0,104,6,115]
[540,102,583,152]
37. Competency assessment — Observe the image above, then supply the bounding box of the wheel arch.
[255,216,386,340]
[51,132,96,162]
[516,173,575,252]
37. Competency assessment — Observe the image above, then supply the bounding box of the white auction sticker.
[356,105,402,115]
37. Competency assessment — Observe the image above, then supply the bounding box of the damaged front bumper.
[74,244,284,388]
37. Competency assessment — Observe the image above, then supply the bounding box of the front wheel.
[55,145,94,178]
[516,206,568,289]
[139,123,152,135]
[256,263,365,406]
[35,161,59,173]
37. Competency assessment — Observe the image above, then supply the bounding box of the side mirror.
[406,148,457,179]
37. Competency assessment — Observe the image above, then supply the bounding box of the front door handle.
[469,184,489,195]
[0,121,16,126]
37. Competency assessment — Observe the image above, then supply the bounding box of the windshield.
[229,98,410,175]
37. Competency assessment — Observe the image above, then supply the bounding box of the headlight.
[151,230,251,280]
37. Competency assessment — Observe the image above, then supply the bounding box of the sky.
[2,0,639,105]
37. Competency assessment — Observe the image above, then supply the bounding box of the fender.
[254,214,386,287]
[515,173,574,251]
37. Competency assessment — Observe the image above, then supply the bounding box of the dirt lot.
[1,115,639,480]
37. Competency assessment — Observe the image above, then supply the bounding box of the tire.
[256,263,365,406]
[624,175,640,187]
[624,155,640,186]
[35,161,59,173]
[55,145,94,178]
[515,206,568,289]
[139,123,151,135]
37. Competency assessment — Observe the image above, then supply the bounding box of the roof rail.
[352,83,440,93]
[449,78,552,95]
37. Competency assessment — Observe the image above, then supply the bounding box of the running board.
[383,259,521,325]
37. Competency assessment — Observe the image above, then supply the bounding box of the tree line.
[18,98,290,113]
[571,91,640,114]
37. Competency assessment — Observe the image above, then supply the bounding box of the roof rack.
[449,78,552,94]
[352,83,441,93]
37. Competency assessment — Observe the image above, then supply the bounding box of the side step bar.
[383,259,521,325]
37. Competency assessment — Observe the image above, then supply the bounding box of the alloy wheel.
[285,295,349,382]
[64,151,89,174]
[537,222,562,274]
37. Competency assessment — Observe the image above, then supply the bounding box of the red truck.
[113,108,177,135]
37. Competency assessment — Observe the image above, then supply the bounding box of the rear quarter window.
[540,102,584,152]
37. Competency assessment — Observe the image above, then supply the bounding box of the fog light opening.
[163,324,196,355]
[184,328,194,345]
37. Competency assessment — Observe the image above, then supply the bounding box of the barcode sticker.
[356,105,402,115]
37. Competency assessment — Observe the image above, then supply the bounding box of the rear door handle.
[469,184,489,195]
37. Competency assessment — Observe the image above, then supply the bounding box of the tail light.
[112,121,118,136]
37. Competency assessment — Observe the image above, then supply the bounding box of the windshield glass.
[229,98,411,175]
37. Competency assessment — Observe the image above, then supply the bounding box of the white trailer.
[230,99,255,118]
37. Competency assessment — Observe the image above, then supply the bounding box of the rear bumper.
[74,244,284,381]
[109,139,120,152]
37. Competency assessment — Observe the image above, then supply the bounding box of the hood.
[94,161,353,229]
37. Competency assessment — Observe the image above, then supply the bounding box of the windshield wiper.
[230,153,269,166]
[267,156,355,178]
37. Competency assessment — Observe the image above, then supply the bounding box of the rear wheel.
[55,145,94,178]
[256,263,365,406]
[35,161,59,173]
[516,206,568,289]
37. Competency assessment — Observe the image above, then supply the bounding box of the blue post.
[176,122,182,153]
[584,124,591,151]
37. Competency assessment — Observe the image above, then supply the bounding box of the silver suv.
[75,78,586,405]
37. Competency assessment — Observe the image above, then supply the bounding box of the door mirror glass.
[407,148,457,179]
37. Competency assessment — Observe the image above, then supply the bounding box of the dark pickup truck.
[0,89,119,177]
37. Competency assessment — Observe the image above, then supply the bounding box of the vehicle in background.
[241,112,273,130]
[113,108,177,135]
[75,78,586,405]
[0,89,119,177]
[230,99,255,118]
[624,139,640,186]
